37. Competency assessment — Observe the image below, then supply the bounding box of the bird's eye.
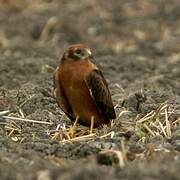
[75,49,82,54]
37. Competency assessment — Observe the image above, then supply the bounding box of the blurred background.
[1,0,180,53]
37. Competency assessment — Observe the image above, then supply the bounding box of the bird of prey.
[53,44,116,135]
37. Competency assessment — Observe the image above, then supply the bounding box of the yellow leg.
[90,116,94,134]
[73,115,79,129]
[69,115,79,138]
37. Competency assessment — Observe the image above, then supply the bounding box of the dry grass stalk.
[61,133,95,143]
[136,102,175,139]
[0,122,11,126]
[158,121,167,138]
[8,129,15,137]
[0,120,21,135]
[172,118,180,125]
[137,111,155,123]
[0,110,10,116]
[165,107,171,138]
[2,115,53,125]
[143,124,155,136]
[51,129,71,141]
[100,131,115,139]
[19,137,26,144]
[19,109,25,118]
[5,126,20,133]
[118,110,130,118]
[57,129,116,143]
[137,102,167,124]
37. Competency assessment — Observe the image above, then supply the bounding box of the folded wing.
[85,69,116,121]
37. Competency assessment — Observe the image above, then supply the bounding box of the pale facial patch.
[86,49,92,56]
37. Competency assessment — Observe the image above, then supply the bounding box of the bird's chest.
[61,63,90,100]
[66,76,86,97]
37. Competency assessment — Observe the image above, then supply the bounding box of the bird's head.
[61,44,93,63]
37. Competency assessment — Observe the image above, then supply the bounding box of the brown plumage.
[53,44,116,128]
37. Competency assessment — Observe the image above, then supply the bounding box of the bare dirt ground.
[0,0,180,179]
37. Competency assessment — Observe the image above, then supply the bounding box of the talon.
[68,115,79,138]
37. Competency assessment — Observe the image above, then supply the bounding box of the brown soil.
[0,0,180,179]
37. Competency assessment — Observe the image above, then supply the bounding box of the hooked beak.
[85,49,94,59]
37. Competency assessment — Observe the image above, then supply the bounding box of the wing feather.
[85,69,116,120]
